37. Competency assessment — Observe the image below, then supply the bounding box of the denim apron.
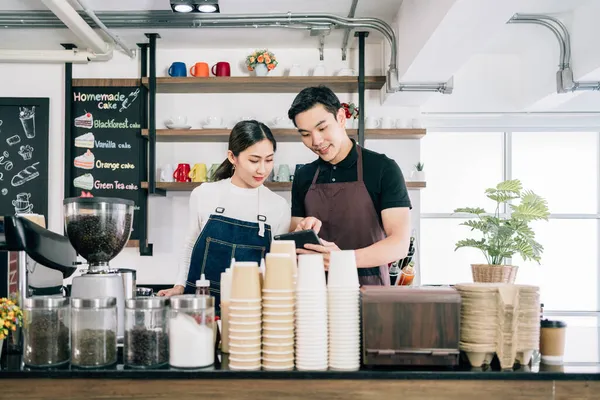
[184,185,272,312]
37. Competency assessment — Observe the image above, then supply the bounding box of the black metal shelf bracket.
[137,42,153,256]
[355,31,369,147]
[62,43,76,201]
[144,33,166,197]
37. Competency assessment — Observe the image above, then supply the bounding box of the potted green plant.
[411,162,425,181]
[454,179,549,283]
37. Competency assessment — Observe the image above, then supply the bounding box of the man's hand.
[157,285,185,297]
[294,217,323,234]
[297,239,341,270]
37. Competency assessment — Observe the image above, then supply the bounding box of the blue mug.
[168,62,187,77]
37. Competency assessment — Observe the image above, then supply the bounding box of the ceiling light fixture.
[195,0,219,13]
[170,0,219,13]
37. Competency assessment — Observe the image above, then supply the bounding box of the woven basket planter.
[471,264,518,283]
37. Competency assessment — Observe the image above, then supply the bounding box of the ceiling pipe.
[74,0,135,58]
[0,49,94,63]
[0,10,451,94]
[508,13,600,92]
[41,0,112,56]
[341,0,359,61]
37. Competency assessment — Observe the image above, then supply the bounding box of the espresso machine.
[1,215,78,307]
[63,197,136,340]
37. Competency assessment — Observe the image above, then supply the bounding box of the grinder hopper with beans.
[63,197,137,341]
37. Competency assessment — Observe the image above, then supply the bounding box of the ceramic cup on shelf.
[289,64,303,76]
[160,164,175,182]
[337,68,357,76]
[365,117,381,129]
[207,163,221,182]
[276,165,291,182]
[380,117,394,129]
[189,163,208,183]
[312,63,327,76]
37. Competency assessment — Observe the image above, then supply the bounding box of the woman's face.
[229,138,275,188]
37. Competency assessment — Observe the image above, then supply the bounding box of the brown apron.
[304,145,390,286]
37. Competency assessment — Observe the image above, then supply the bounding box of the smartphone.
[273,229,321,249]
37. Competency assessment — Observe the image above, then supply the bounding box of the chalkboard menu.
[0,98,49,220]
[69,86,142,239]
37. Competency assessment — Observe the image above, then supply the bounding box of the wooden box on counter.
[361,286,461,367]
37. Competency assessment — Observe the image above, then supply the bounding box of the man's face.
[294,104,347,163]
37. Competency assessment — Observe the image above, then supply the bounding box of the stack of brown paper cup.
[228,261,262,370]
[262,253,295,371]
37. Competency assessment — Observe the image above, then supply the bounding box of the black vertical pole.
[355,32,368,147]
[62,43,76,200]
[145,33,160,195]
[137,42,153,256]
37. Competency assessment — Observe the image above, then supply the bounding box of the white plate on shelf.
[166,124,192,130]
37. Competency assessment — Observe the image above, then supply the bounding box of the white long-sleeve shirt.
[177,178,291,286]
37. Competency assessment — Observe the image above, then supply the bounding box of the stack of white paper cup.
[295,254,328,371]
[327,250,360,371]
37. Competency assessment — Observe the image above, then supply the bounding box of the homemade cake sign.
[70,86,142,237]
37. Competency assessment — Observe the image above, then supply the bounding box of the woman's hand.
[297,239,341,270]
[157,285,185,297]
[294,217,322,234]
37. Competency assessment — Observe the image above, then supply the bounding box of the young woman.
[158,120,291,306]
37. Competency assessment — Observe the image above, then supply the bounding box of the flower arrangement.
[245,49,278,72]
[342,102,359,120]
[0,297,23,340]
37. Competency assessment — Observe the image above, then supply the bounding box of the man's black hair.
[287,85,342,126]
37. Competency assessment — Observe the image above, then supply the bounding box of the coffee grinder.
[63,197,136,340]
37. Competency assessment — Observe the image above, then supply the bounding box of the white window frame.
[420,122,600,315]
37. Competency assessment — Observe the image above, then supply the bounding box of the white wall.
[0,44,422,284]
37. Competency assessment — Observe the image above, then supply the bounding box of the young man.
[288,86,411,286]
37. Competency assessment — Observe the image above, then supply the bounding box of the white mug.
[381,117,394,129]
[395,118,409,128]
[160,164,175,182]
[166,115,187,127]
[312,63,327,76]
[365,117,381,129]
[337,68,357,76]
[272,117,285,127]
[289,64,303,76]
[205,116,223,127]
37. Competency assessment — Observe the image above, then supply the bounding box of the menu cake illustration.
[74,112,93,129]
[74,149,94,169]
[75,132,95,148]
[74,173,94,190]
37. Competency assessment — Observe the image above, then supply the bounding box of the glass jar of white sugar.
[168,295,215,368]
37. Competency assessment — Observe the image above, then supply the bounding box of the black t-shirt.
[291,140,412,220]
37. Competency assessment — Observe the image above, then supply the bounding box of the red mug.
[173,163,191,182]
[212,62,231,77]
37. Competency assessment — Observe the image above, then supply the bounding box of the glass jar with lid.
[124,297,169,368]
[169,295,215,368]
[71,297,117,368]
[23,296,70,367]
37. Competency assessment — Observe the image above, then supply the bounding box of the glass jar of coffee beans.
[71,297,117,368]
[23,296,70,367]
[124,297,169,368]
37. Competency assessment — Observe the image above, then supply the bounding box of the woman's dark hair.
[287,85,342,126]
[214,120,277,181]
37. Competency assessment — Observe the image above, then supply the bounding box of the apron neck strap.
[356,145,364,182]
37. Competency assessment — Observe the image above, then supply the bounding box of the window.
[420,130,599,313]
[421,132,504,214]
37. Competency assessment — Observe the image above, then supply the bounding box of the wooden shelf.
[142,181,426,191]
[142,128,426,142]
[140,76,386,94]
